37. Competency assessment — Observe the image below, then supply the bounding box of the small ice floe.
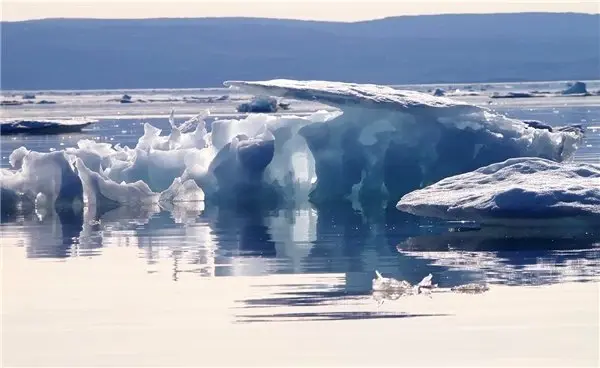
[561,81,590,96]
[1,100,25,106]
[278,101,291,110]
[237,96,278,113]
[372,271,438,305]
[397,157,600,223]
[120,94,133,103]
[490,91,535,99]
[1,118,97,135]
[450,283,490,294]
[432,88,445,96]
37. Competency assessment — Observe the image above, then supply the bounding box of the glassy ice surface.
[1,83,599,296]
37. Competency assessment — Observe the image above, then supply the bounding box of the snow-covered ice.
[396,157,600,223]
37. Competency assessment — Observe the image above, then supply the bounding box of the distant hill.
[1,13,599,90]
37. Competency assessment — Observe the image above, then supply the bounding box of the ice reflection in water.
[1,201,598,291]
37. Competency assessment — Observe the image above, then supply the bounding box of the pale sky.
[2,0,599,22]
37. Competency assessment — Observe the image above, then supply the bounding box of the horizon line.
[4,11,598,24]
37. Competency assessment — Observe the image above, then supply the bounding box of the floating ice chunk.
[111,148,193,192]
[0,118,96,135]
[1,149,83,208]
[75,158,158,208]
[372,270,413,292]
[524,120,553,132]
[2,78,588,212]
[491,91,535,99]
[562,81,589,96]
[372,270,435,294]
[432,88,445,96]
[226,79,583,203]
[372,271,437,304]
[237,96,278,113]
[159,177,205,203]
[451,284,490,294]
[396,158,600,223]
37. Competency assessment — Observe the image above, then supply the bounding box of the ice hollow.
[226,79,583,203]
[396,157,600,223]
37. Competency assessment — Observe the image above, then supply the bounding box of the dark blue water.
[1,105,599,293]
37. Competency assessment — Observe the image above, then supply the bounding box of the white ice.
[1,79,587,214]
[75,158,159,208]
[1,148,83,210]
[396,157,600,223]
[226,79,583,203]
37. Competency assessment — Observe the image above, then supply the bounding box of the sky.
[2,0,599,22]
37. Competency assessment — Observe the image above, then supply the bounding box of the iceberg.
[1,80,587,215]
[0,118,96,135]
[0,109,332,214]
[225,79,583,203]
[396,158,600,224]
[561,81,589,96]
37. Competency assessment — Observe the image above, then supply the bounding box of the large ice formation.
[225,79,582,203]
[396,158,600,223]
[0,80,586,214]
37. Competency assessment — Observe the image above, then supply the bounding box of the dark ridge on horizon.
[3,11,595,24]
[1,13,598,89]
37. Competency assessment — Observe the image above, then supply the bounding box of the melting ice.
[0,79,586,216]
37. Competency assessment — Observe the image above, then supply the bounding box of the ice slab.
[396,157,600,223]
[2,79,588,214]
[0,118,96,135]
